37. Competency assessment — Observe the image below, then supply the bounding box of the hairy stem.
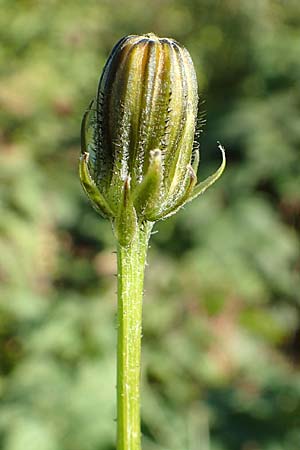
[116,222,153,450]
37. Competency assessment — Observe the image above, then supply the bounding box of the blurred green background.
[1,1,300,449]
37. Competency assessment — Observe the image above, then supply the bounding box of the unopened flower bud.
[79,33,225,245]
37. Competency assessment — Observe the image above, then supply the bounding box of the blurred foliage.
[1,0,300,449]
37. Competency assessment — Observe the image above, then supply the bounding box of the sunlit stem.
[116,222,153,450]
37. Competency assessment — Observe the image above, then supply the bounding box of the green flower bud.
[80,33,225,244]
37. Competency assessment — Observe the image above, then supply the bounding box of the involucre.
[80,33,225,246]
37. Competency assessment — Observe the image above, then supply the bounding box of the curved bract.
[79,33,226,245]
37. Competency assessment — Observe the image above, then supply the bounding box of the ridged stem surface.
[116,222,153,450]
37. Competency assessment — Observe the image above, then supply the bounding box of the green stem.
[116,222,153,450]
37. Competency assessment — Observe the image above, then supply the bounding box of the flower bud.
[80,33,225,245]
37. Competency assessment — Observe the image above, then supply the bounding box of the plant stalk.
[116,222,153,450]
